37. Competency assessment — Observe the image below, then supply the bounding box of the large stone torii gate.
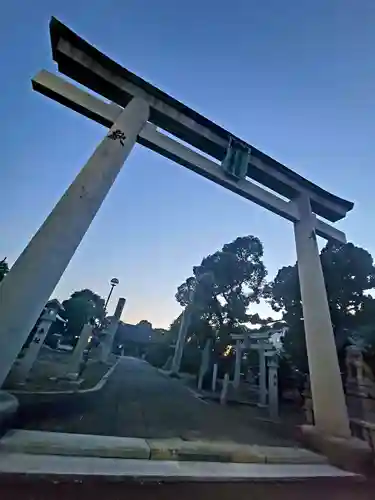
[0,18,354,442]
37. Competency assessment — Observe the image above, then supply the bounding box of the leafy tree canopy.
[60,289,106,343]
[0,258,9,282]
[137,320,153,329]
[175,235,268,350]
[266,242,375,373]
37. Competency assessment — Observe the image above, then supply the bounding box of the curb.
[0,431,150,460]
[0,453,362,482]
[78,361,119,394]
[145,438,328,464]
[0,430,328,466]
[10,359,119,397]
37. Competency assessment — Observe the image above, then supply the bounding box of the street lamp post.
[105,278,119,310]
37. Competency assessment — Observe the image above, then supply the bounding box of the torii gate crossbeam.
[32,70,345,243]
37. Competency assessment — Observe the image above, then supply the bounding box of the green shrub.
[145,344,172,368]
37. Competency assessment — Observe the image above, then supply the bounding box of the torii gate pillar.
[0,98,149,387]
[295,194,350,437]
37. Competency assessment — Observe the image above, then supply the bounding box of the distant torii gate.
[0,18,353,441]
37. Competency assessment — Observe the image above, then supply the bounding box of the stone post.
[246,367,254,384]
[170,303,193,375]
[171,273,214,375]
[294,194,350,438]
[100,318,119,363]
[100,297,126,363]
[267,354,279,421]
[220,373,230,405]
[212,363,218,392]
[345,345,367,425]
[0,99,149,387]
[233,338,242,389]
[303,379,314,425]
[198,338,212,390]
[258,347,267,406]
[67,323,93,376]
[14,306,58,382]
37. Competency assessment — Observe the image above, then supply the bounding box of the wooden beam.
[31,70,346,243]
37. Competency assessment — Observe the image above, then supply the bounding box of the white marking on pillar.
[294,194,350,438]
[0,98,149,387]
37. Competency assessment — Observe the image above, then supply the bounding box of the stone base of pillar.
[162,356,173,371]
[298,424,373,475]
[0,391,18,429]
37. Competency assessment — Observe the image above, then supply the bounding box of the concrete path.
[17,357,293,446]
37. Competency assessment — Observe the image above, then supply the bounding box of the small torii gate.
[0,18,354,442]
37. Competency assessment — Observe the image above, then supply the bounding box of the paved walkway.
[17,357,293,446]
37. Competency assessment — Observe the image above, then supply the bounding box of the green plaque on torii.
[221,137,250,180]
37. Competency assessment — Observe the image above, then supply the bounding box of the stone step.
[0,452,361,482]
[1,430,327,465]
[0,430,150,459]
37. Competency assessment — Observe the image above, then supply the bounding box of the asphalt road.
[0,476,372,500]
[17,356,292,445]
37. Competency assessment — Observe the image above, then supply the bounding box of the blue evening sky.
[0,0,374,328]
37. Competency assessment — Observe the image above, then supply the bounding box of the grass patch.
[80,361,113,390]
[5,353,116,393]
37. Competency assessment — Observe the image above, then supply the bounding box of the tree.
[267,242,375,373]
[0,258,9,282]
[175,235,268,353]
[60,289,106,345]
[152,327,169,342]
[137,320,153,329]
